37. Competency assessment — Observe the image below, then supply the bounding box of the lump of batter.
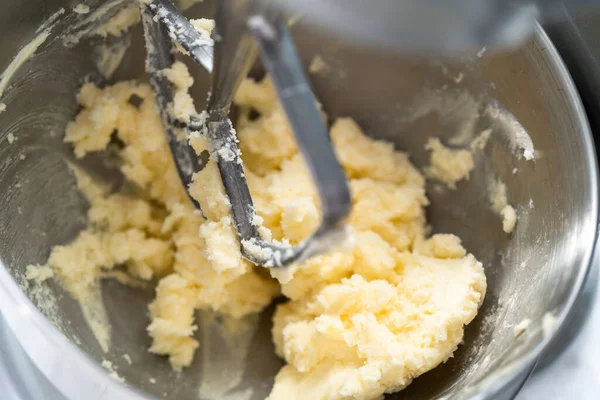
[488,179,517,234]
[40,63,486,398]
[424,137,474,189]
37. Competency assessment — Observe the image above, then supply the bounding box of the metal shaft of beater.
[140,4,203,211]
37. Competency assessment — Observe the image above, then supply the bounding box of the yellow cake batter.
[41,62,486,399]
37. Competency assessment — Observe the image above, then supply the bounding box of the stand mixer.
[138,0,597,268]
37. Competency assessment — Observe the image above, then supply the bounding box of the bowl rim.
[0,23,597,400]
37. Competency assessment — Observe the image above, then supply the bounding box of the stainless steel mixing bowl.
[0,1,597,399]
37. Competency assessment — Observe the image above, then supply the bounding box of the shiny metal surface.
[0,313,66,400]
[518,262,600,399]
[0,1,597,400]
[272,0,599,55]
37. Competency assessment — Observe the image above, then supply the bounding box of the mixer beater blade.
[141,0,352,267]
